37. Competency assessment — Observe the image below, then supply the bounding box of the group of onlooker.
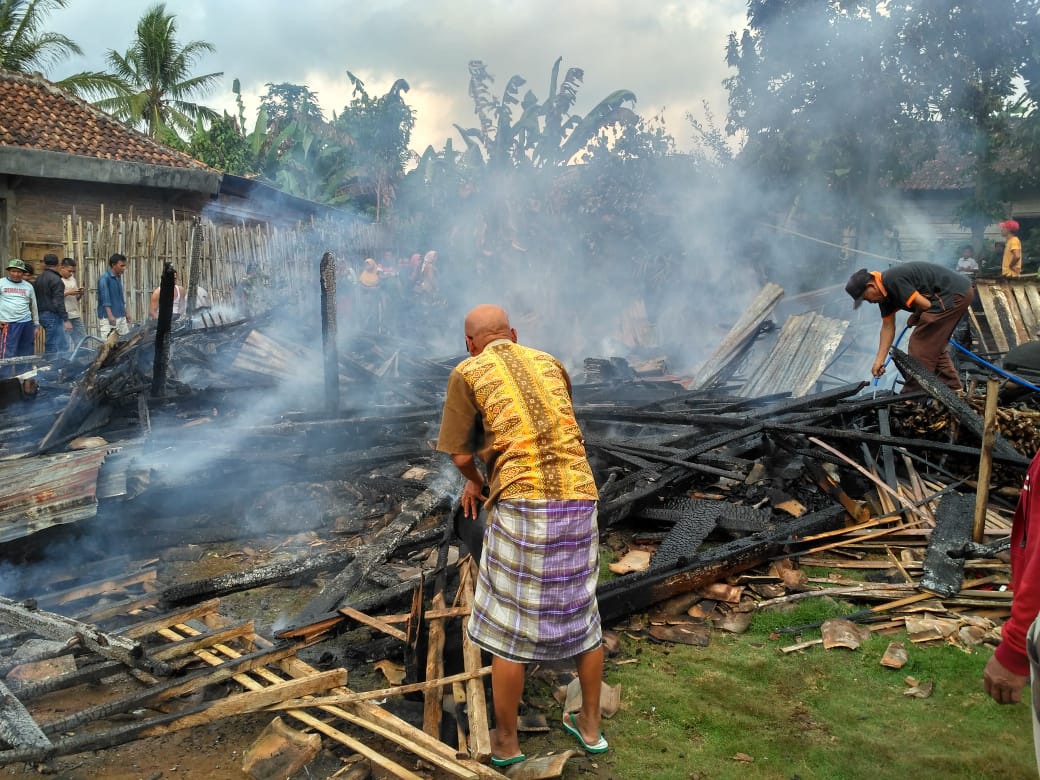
[346,249,441,332]
[0,253,130,374]
[951,220,1026,278]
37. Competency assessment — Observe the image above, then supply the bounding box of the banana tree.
[454,57,637,169]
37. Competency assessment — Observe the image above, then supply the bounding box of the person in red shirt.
[984,449,1040,707]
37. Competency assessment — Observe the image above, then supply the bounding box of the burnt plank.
[0,678,50,750]
[158,549,356,608]
[890,348,1027,465]
[920,493,977,597]
[597,506,845,624]
[0,596,171,677]
[285,474,462,629]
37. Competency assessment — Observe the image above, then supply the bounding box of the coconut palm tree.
[0,0,123,96]
[94,2,222,139]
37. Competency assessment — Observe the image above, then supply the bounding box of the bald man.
[436,305,607,767]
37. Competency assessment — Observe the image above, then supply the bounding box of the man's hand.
[107,316,117,325]
[871,359,886,378]
[983,654,1028,704]
[460,478,485,519]
[63,321,72,331]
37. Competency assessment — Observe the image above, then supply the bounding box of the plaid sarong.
[467,499,601,663]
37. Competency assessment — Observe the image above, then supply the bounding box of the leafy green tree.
[255,82,354,203]
[0,0,123,96]
[896,0,1038,246]
[725,0,1040,262]
[335,72,416,221]
[189,114,254,174]
[93,2,222,138]
[725,0,933,260]
[454,58,638,169]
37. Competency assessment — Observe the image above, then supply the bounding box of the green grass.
[585,600,1035,780]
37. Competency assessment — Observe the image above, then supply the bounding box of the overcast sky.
[50,0,748,153]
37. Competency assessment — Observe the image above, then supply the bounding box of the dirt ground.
[0,537,623,780]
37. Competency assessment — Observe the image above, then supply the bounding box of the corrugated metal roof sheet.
[693,283,785,389]
[0,447,111,543]
[740,312,850,398]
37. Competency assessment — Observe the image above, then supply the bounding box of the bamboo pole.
[973,377,1001,543]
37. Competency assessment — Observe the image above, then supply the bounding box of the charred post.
[183,217,202,318]
[320,251,339,415]
[150,262,176,398]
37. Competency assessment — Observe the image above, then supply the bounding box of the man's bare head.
[464,304,516,356]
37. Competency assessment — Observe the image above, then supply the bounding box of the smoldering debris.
[0,282,1033,776]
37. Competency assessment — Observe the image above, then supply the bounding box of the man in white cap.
[0,259,40,375]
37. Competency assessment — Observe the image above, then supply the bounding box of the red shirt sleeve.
[994,451,1040,676]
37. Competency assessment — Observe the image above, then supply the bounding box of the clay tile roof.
[900,137,1029,191]
[0,69,210,171]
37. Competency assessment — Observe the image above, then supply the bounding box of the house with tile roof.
[0,69,347,270]
[893,143,1038,271]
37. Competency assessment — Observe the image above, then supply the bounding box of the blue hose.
[950,339,1040,394]
[872,325,910,390]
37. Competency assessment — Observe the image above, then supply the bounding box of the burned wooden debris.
[0,278,1037,776]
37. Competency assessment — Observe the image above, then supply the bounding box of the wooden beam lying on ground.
[158,550,355,607]
[286,475,462,629]
[0,595,170,677]
[40,642,300,736]
[0,669,346,766]
[0,678,51,750]
[268,665,493,711]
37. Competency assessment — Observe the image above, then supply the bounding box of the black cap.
[845,269,872,309]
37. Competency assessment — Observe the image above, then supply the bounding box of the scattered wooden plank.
[339,606,408,643]
[0,595,170,677]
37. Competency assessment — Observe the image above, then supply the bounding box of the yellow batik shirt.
[436,339,598,506]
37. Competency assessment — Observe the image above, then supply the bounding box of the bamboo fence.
[61,209,388,335]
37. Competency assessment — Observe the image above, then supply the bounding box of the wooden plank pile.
[0,540,524,777]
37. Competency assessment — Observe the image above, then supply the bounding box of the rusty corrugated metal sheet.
[693,283,785,389]
[0,447,111,543]
[972,278,1040,355]
[740,312,850,398]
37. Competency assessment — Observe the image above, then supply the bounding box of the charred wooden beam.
[762,422,1027,466]
[8,658,122,702]
[889,348,1027,465]
[0,669,347,767]
[284,474,462,630]
[745,382,868,420]
[320,251,339,415]
[0,596,171,677]
[0,678,50,750]
[876,407,898,489]
[596,506,845,624]
[919,493,977,597]
[576,407,752,429]
[151,262,176,398]
[158,549,355,608]
[39,642,299,737]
